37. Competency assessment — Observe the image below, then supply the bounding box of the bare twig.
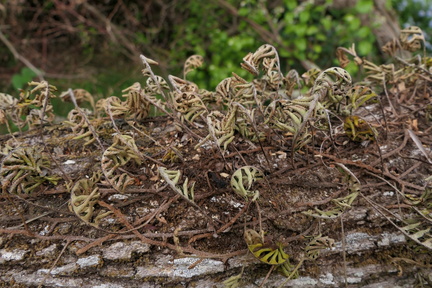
[0,28,44,80]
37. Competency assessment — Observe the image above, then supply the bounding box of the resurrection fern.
[291,66,352,146]
[305,234,335,260]
[337,26,428,108]
[99,96,129,118]
[244,229,289,265]
[223,267,244,288]
[381,26,425,56]
[303,191,359,219]
[101,134,141,193]
[64,108,97,146]
[1,26,431,285]
[122,82,150,120]
[169,75,208,124]
[344,115,377,142]
[22,81,57,127]
[244,229,297,279]
[158,166,217,230]
[344,86,377,115]
[60,88,95,111]
[0,146,60,194]
[0,81,58,130]
[234,104,266,142]
[196,108,237,151]
[68,172,112,228]
[0,93,19,133]
[400,188,432,250]
[158,167,196,203]
[230,166,264,201]
[183,55,204,79]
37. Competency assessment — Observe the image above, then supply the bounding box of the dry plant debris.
[1,26,432,286]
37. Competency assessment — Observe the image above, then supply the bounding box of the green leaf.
[306,26,318,35]
[284,0,298,10]
[294,25,307,37]
[313,44,322,54]
[11,67,37,90]
[344,15,361,30]
[238,7,250,17]
[299,11,310,23]
[22,67,37,78]
[320,16,332,30]
[358,41,373,55]
[295,38,307,52]
[355,0,374,14]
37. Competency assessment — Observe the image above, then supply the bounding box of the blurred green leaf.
[11,67,37,90]
[355,0,374,14]
[358,40,373,55]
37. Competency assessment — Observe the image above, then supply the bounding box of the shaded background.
[0,0,431,117]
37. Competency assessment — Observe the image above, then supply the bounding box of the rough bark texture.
[1,30,431,287]
[1,111,431,287]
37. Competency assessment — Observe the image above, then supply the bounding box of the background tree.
[0,0,430,114]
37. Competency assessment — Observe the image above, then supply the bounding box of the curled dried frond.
[172,91,207,123]
[60,89,95,110]
[241,52,259,76]
[344,86,377,114]
[344,115,377,142]
[336,44,364,68]
[302,192,359,219]
[159,167,195,203]
[215,77,234,103]
[168,76,207,123]
[64,108,96,146]
[244,229,289,265]
[145,76,170,96]
[12,81,58,127]
[305,234,335,260]
[197,108,236,151]
[101,134,141,193]
[169,75,199,93]
[122,82,150,120]
[283,69,302,98]
[235,107,265,142]
[231,166,264,201]
[103,96,129,118]
[302,68,322,88]
[399,26,425,53]
[0,147,60,194]
[183,55,204,79]
[28,81,57,106]
[0,93,19,125]
[313,67,352,103]
[382,38,402,57]
[68,172,112,227]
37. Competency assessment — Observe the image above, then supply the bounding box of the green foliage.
[11,67,37,90]
[164,0,382,89]
[2,1,402,120]
[393,0,432,52]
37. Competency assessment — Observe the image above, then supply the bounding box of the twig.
[97,199,243,260]
[37,240,72,288]
[0,28,44,80]
[371,129,408,166]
